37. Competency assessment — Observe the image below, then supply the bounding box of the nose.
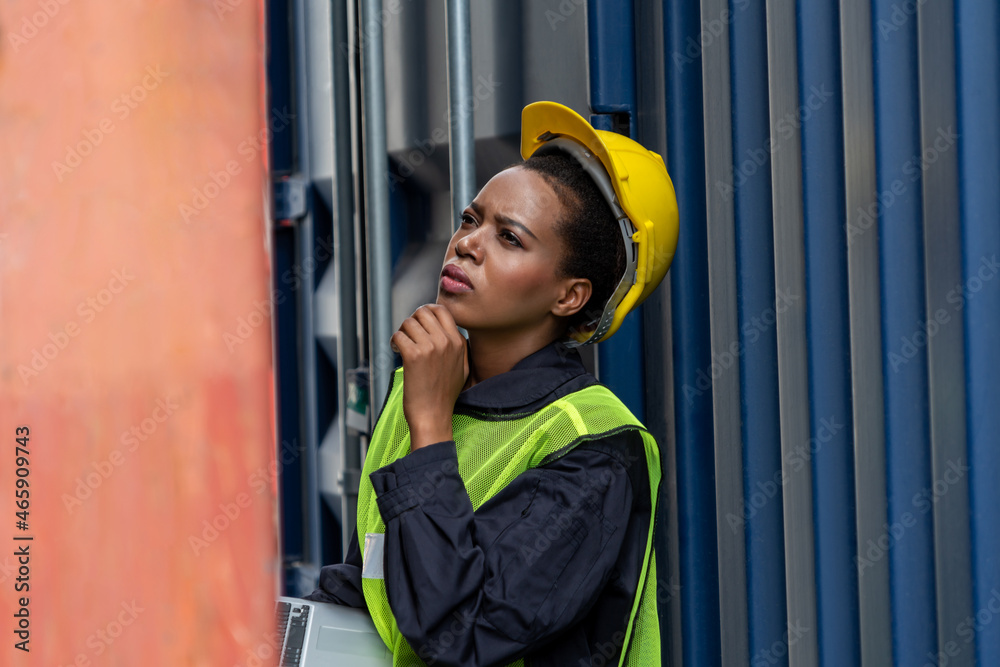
[454,225,483,263]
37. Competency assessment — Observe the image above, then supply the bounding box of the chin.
[435,294,467,325]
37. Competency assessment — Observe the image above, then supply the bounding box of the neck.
[464,326,563,389]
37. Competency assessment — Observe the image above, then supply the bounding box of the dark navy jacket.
[306,342,653,667]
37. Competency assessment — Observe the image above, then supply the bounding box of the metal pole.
[331,0,362,555]
[360,0,394,414]
[292,0,322,575]
[446,0,476,230]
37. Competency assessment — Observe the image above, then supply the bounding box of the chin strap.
[535,137,638,347]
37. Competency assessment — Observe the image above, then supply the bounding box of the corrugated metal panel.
[871,0,938,662]
[729,1,788,664]
[797,1,861,664]
[662,0,722,663]
[955,2,1000,665]
[274,0,1000,663]
[653,0,999,664]
[699,0,750,663]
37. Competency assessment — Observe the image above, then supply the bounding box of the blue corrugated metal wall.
[649,0,1000,665]
[278,1,999,663]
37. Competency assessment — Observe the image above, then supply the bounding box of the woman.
[306,101,678,667]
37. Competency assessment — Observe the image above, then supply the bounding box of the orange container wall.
[0,1,278,665]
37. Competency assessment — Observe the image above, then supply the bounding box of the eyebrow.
[469,201,538,241]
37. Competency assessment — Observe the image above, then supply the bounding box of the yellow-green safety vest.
[358,367,662,666]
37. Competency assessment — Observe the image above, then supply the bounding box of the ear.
[551,277,592,318]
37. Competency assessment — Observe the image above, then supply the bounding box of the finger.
[398,315,432,346]
[390,330,414,356]
[412,305,447,332]
[422,304,464,344]
[410,306,452,346]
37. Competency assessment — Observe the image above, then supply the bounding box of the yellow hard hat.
[520,101,679,345]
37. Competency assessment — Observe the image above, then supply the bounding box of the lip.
[440,264,474,293]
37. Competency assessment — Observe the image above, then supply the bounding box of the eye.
[460,213,477,227]
[499,229,522,247]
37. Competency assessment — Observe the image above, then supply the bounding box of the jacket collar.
[455,340,596,412]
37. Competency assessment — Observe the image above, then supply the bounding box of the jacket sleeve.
[302,526,366,608]
[369,434,640,667]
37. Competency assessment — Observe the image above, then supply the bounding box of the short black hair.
[520,152,626,335]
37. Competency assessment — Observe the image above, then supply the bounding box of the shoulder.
[538,428,651,501]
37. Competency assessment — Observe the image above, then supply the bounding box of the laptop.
[275,596,393,666]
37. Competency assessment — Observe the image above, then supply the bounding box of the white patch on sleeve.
[362,533,385,580]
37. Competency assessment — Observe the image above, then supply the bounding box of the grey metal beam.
[292,0,323,575]
[330,0,362,555]
[839,0,893,663]
[700,0,749,662]
[917,1,973,663]
[635,0,682,661]
[765,0,819,663]
[445,0,475,230]
[360,0,394,411]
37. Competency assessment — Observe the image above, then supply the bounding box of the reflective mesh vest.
[358,367,662,667]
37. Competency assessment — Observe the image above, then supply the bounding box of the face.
[436,166,590,337]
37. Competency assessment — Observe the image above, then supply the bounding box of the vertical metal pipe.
[916,2,973,664]
[446,0,475,230]
[765,0,819,663]
[293,0,322,573]
[663,0,721,662]
[587,0,646,423]
[331,0,362,554]
[700,0,749,661]
[840,0,893,663]
[360,0,394,412]
[634,0,682,661]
